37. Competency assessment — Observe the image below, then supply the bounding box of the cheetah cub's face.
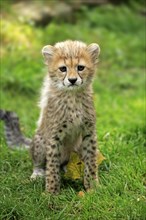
[42,40,100,89]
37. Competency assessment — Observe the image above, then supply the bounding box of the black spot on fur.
[90,140,96,144]
[55,164,59,168]
[91,171,95,176]
[54,136,60,141]
[51,144,56,149]
[83,134,91,141]
[88,150,95,155]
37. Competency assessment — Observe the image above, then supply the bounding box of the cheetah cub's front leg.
[31,133,61,194]
[81,127,99,191]
[45,139,61,194]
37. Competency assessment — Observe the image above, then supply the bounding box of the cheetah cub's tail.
[0,109,31,149]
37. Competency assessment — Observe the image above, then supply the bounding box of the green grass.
[0,3,145,220]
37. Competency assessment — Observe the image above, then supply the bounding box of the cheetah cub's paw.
[85,177,100,193]
[30,168,45,180]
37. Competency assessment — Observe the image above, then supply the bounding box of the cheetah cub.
[30,40,100,194]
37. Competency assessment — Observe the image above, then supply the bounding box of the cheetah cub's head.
[42,40,100,90]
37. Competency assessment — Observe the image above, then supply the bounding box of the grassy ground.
[0,2,145,220]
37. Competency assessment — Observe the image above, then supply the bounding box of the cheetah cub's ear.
[42,45,54,64]
[87,43,100,64]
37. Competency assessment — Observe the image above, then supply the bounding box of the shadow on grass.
[61,177,83,192]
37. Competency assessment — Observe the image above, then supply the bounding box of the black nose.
[68,78,77,85]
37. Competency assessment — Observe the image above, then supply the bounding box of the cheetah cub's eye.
[77,65,85,71]
[59,66,67,72]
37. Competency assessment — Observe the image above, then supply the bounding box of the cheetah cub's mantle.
[31,40,100,194]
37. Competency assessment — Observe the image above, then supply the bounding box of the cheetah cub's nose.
[68,78,77,85]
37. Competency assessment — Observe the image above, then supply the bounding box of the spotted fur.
[30,40,100,194]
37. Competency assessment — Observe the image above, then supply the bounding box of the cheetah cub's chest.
[65,97,83,129]
[61,96,83,147]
